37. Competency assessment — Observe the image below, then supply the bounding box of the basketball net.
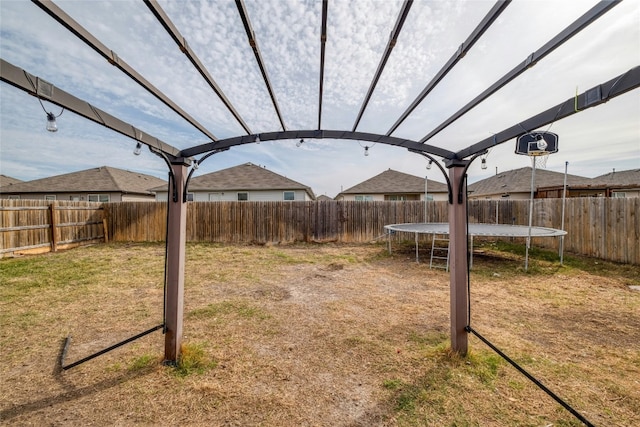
[529,150,549,168]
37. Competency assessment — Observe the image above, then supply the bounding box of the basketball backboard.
[516,131,558,156]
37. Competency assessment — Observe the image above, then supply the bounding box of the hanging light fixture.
[296,138,304,147]
[364,146,369,156]
[426,160,433,170]
[134,142,143,156]
[46,112,58,132]
[481,157,487,170]
[38,98,63,133]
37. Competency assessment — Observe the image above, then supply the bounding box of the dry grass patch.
[1,242,638,426]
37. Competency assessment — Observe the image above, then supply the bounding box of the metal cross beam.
[235,0,286,131]
[456,65,640,159]
[31,0,219,142]
[144,0,252,135]
[0,58,182,159]
[352,0,413,132]
[317,0,328,130]
[386,0,511,136]
[419,0,620,143]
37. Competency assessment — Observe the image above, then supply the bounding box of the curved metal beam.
[419,0,620,143]
[144,0,252,135]
[31,0,219,142]
[180,129,456,159]
[352,0,413,132]
[183,148,229,202]
[408,149,453,204]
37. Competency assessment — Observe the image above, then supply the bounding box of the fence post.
[49,203,58,252]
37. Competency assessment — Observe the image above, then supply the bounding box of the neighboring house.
[152,162,315,202]
[468,167,593,200]
[0,166,166,202]
[0,174,23,188]
[335,169,448,201]
[316,195,333,201]
[537,168,640,198]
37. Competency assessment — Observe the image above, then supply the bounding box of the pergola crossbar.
[0,58,181,158]
[31,0,219,142]
[235,0,286,131]
[419,0,620,143]
[351,0,413,132]
[144,0,252,135]
[386,0,511,136]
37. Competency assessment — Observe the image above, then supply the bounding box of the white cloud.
[1,0,638,199]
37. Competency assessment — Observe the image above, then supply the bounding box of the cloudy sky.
[1,0,638,198]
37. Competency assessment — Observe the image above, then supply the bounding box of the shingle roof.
[0,175,23,187]
[590,169,640,187]
[468,167,592,197]
[151,163,315,199]
[0,166,166,195]
[339,169,448,195]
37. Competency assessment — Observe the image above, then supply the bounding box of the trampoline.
[384,222,567,267]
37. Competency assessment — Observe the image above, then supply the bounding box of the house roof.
[151,163,315,199]
[339,169,448,195]
[468,167,593,197]
[590,169,640,188]
[0,166,166,195]
[0,174,23,187]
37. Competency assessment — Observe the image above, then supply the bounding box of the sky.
[1,0,638,198]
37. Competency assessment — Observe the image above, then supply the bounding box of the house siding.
[339,193,448,202]
[159,190,312,202]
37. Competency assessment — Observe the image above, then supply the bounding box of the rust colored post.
[164,159,189,363]
[447,162,468,355]
[49,203,58,252]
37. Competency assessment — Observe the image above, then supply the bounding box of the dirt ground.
[1,242,639,426]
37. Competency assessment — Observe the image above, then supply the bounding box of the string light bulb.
[46,112,58,132]
[481,157,487,170]
[426,160,433,170]
[296,138,304,147]
[364,146,369,156]
[134,141,142,156]
[254,134,261,144]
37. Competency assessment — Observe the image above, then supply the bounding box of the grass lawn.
[1,241,639,426]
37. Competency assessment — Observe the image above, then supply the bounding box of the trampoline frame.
[384,222,567,266]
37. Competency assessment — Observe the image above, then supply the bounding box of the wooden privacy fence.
[0,200,106,257]
[103,198,639,264]
[2,199,637,264]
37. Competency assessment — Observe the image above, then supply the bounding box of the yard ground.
[1,242,639,426]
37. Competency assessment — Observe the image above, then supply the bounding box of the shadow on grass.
[0,364,156,422]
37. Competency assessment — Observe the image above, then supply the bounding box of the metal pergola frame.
[2,1,638,406]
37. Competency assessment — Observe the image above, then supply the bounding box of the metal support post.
[164,159,189,363]
[447,162,469,355]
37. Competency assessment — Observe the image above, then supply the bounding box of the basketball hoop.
[515,131,559,271]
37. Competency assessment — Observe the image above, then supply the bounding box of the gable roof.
[151,163,315,199]
[0,166,166,195]
[590,169,640,188]
[468,167,592,197]
[339,169,448,195]
[0,175,23,187]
